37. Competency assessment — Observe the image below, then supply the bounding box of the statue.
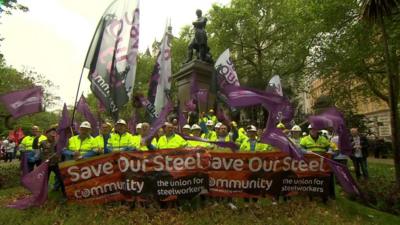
[185,9,213,64]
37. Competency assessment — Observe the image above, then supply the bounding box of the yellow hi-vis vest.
[107,132,134,152]
[201,131,217,141]
[187,139,211,148]
[20,135,47,151]
[240,139,272,152]
[157,134,187,149]
[68,135,97,152]
[300,135,331,152]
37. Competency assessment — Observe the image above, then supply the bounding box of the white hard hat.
[321,130,329,136]
[308,124,312,129]
[136,123,142,129]
[206,120,214,126]
[291,125,302,132]
[247,125,257,132]
[116,119,127,125]
[183,124,191,130]
[215,122,222,129]
[191,124,201,130]
[80,121,92,129]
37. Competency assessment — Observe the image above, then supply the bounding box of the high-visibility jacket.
[131,135,158,151]
[107,132,135,152]
[68,135,97,152]
[300,135,331,152]
[208,115,218,124]
[20,135,47,151]
[94,134,111,154]
[240,139,272,152]
[201,131,217,141]
[187,139,211,148]
[235,128,248,145]
[157,134,187,149]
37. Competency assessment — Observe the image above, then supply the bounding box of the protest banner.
[59,149,333,204]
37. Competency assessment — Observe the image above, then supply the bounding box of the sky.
[0,0,230,110]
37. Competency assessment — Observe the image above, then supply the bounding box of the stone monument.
[173,9,215,113]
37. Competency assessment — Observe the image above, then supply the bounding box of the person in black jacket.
[350,128,369,180]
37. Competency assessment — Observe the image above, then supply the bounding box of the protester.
[64,121,98,160]
[187,124,210,147]
[350,128,369,180]
[240,125,271,152]
[157,122,187,149]
[94,122,112,154]
[208,109,218,125]
[201,120,217,141]
[289,125,302,148]
[182,124,192,136]
[132,122,156,151]
[108,119,135,152]
[39,125,65,195]
[3,137,16,162]
[300,126,331,153]
[20,126,47,171]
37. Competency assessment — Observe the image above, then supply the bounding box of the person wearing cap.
[240,125,271,152]
[65,121,98,160]
[300,126,331,153]
[131,123,143,149]
[187,124,211,148]
[201,120,217,141]
[19,125,48,172]
[107,119,135,152]
[213,124,236,152]
[289,125,303,148]
[208,109,218,125]
[157,122,187,149]
[182,124,192,136]
[132,122,157,151]
[94,122,113,154]
[38,125,65,195]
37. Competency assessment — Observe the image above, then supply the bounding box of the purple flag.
[324,157,361,196]
[138,95,157,121]
[184,99,196,112]
[217,106,231,125]
[221,84,294,129]
[77,95,99,136]
[20,151,29,177]
[8,161,49,209]
[56,104,71,155]
[144,101,173,142]
[0,86,43,119]
[85,0,140,120]
[182,134,239,151]
[178,110,186,132]
[128,111,139,134]
[262,128,303,160]
[308,107,352,155]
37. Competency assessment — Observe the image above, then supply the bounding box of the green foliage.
[0,56,61,134]
[207,0,313,90]
[0,161,20,189]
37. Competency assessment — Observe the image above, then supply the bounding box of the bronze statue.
[185,9,213,63]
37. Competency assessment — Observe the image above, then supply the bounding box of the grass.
[0,161,399,225]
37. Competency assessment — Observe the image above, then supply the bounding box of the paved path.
[367,157,394,165]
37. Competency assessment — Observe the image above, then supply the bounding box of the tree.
[207,0,318,90]
[305,0,400,184]
[361,0,400,186]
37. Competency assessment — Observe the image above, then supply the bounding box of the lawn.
[0,161,399,225]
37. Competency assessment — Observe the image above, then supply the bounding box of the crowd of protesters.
[0,109,391,208]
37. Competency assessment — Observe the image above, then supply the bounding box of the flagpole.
[71,67,85,126]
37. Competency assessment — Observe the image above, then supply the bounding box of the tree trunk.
[380,16,400,187]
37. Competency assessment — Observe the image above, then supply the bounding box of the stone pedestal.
[172,60,215,113]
